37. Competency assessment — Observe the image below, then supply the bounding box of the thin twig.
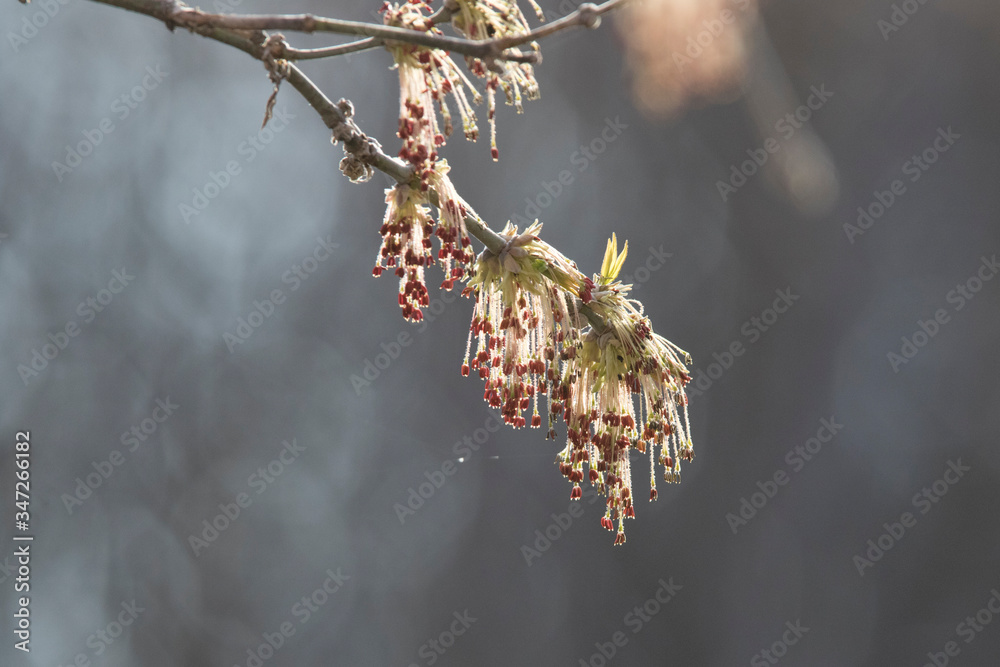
[282,38,379,61]
[106,0,619,61]
[282,1,462,62]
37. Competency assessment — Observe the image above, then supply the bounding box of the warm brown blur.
[618,0,759,117]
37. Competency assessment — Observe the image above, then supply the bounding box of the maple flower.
[374,161,476,321]
[450,0,544,160]
[555,234,694,545]
[425,160,476,289]
[383,1,482,174]
[461,221,587,428]
[373,182,435,322]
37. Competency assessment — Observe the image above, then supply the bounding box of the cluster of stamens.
[450,0,544,159]
[463,231,694,544]
[383,1,482,172]
[373,162,475,321]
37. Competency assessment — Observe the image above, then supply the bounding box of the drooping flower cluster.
[374,161,475,321]
[450,0,544,159]
[462,221,587,427]
[383,1,482,174]
[462,230,693,544]
[556,235,693,544]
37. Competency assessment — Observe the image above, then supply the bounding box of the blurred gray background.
[2,0,1000,665]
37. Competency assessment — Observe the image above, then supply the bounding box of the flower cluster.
[374,161,475,321]
[383,1,482,175]
[375,2,694,546]
[463,231,693,544]
[450,0,543,160]
[461,221,586,427]
[557,235,693,545]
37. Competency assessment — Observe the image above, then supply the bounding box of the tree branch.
[76,0,605,328]
[99,0,619,61]
[278,1,462,62]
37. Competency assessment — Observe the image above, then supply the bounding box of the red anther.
[531,414,541,428]
[372,267,384,277]
[461,363,470,377]
[589,469,600,483]
[625,506,635,518]
[570,485,582,500]
[614,531,626,545]
[491,147,499,160]
[650,489,658,501]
